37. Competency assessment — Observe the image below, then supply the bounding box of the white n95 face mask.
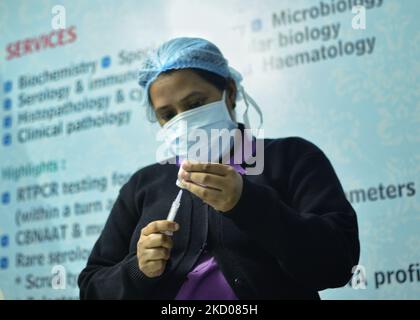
[159,90,238,163]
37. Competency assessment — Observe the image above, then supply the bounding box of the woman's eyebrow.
[155,91,206,110]
[179,91,206,103]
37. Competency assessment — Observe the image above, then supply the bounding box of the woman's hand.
[137,220,179,278]
[178,161,243,212]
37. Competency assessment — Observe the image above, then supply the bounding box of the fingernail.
[177,168,184,180]
[182,161,190,169]
[181,171,189,180]
[177,179,187,189]
[174,223,180,231]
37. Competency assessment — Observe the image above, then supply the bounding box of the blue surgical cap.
[138,37,262,127]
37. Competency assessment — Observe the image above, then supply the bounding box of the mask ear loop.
[240,85,263,130]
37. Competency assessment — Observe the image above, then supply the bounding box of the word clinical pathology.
[5,26,77,60]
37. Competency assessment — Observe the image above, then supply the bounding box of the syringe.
[163,189,183,236]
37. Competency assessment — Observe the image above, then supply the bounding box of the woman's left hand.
[178,161,243,212]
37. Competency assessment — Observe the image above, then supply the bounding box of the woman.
[78,37,360,299]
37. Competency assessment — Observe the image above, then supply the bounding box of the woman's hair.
[188,68,228,92]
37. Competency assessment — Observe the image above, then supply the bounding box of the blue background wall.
[0,0,419,299]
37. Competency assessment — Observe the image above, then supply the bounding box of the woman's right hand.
[137,220,179,278]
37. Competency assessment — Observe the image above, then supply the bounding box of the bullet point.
[1,192,10,204]
[1,235,9,247]
[2,133,11,146]
[0,257,8,269]
[3,98,12,111]
[3,81,12,93]
[251,19,262,32]
[101,56,111,68]
[3,116,12,128]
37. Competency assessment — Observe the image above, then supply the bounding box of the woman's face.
[149,69,236,126]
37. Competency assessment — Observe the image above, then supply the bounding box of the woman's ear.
[226,78,237,110]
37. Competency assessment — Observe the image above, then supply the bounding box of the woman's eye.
[188,100,204,109]
[160,112,176,121]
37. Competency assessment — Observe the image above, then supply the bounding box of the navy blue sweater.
[78,133,360,299]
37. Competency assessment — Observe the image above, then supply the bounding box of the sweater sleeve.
[77,173,163,299]
[225,146,360,291]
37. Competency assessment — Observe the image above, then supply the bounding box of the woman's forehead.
[149,69,216,108]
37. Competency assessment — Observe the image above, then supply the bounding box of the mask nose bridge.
[163,90,228,129]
